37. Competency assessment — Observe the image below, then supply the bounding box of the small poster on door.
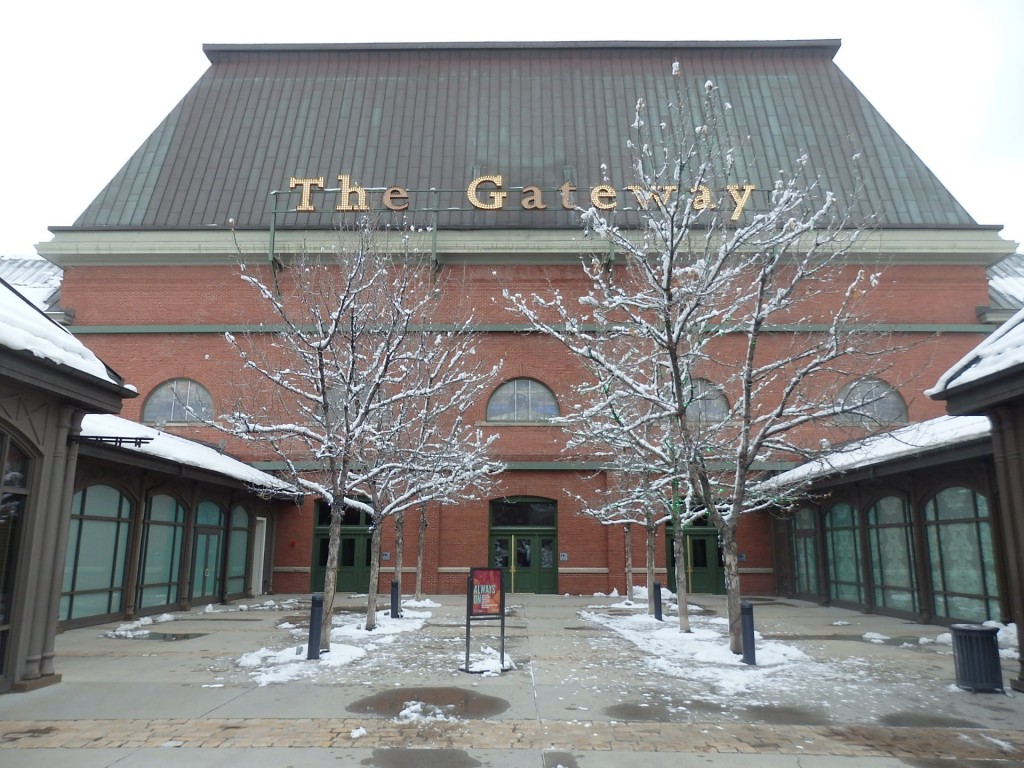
[470,567,503,616]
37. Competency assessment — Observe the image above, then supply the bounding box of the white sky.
[2,0,1021,257]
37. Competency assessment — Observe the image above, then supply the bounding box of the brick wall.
[60,256,994,597]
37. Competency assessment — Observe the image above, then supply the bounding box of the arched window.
[685,378,729,425]
[836,377,907,428]
[486,378,559,422]
[142,379,213,425]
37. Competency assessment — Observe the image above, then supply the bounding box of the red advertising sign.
[470,568,503,616]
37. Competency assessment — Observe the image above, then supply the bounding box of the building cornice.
[39,227,1016,268]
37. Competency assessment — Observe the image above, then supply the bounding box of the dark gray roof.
[988,251,1024,310]
[0,257,62,311]
[66,41,980,235]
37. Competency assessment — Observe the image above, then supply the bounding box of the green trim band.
[70,322,993,335]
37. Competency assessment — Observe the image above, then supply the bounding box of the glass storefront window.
[824,502,864,604]
[925,487,998,622]
[866,496,916,613]
[60,485,132,622]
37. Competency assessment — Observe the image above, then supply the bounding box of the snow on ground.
[462,644,515,676]
[191,593,1018,719]
[105,613,175,638]
[578,604,1018,711]
[237,605,428,686]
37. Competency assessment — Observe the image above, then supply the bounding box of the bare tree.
[224,223,500,641]
[507,72,889,652]
[354,327,502,628]
[568,394,687,623]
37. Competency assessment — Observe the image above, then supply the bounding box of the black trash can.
[950,624,1004,693]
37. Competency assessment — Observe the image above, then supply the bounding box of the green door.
[311,500,373,594]
[685,532,723,593]
[337,533,373,592]
[191,501,225,602]
[191,529,223,600]
[489,497,558,594]
[665,526,725,594]
[491,533,557,594]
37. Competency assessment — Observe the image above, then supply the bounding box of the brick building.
[37,41,1015,611]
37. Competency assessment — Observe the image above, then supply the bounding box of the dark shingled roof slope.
[70,41,978,234]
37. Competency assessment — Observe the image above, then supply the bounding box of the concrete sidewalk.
[0,593,1021,766]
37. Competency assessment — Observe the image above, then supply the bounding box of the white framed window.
[486,378,559,422]
[142,379,214,425]
[685,378,729,425]
[836,377,907,428]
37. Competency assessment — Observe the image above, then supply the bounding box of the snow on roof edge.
[764,415,991,489]
[80,414,296,494]
[928,305,1024,397]
[0,278,124,388]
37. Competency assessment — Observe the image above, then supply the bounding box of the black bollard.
[390,580,402,618]
[653,581,663,621]
[741,600,756,665]
[307,592,324,660]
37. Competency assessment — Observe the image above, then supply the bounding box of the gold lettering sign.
[289,177,325,212]
[690,185,715,212]
[590,184,617,211]
[626,185,679,210]
[559,181,577,210]
[383,186,409,212]
[287,172,757,219]
[521,185,547,210]
[726,184,755,221]
[335,174,369,212]
[467,175,508,210]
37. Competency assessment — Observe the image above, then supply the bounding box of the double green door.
[313,531,372,593]
[490,531,557,594]
[666,528,725,594]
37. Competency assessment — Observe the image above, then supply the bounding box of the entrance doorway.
[666,521,725,594]
[312,500,373,593]
[489,497,557,594]
[191,501,225,602]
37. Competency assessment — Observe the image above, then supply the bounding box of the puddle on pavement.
[606,703,676,722]
[348,687,509,718]
[147,632,207,641]
[1,725,58,742]
[543,752,579,768]
[878,712,982,728]
[742,704,831,725]
[362,748,481,768]
[605,696,724,722]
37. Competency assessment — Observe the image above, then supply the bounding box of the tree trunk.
[673,523,691,632]
[623,523,634,603]
[320,509,342,646]
[720,521,743,653]
[365,521,383,631]
[415,502,427,600]
[393,510,405,600]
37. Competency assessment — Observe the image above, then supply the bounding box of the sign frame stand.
[463,566,506,673]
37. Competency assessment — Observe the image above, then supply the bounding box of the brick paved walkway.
[2,717,1023,761]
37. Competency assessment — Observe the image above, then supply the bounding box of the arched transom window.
[143,378,213,425]
[685,378,730,425]
[486,378,559,422]
[836,377,907,428]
